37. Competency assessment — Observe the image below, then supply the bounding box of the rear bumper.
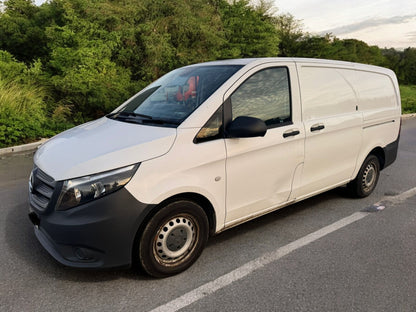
[383,134,400,169]
[28,188,155,268]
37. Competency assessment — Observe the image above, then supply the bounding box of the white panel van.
[28,58,401,277]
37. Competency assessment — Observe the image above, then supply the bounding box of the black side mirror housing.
[226,116,267,138]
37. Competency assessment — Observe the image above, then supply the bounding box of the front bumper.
[28,188,155,268]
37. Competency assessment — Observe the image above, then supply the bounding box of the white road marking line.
[149,186,416,312]
[379,186,416,205]
[149,211,369,312]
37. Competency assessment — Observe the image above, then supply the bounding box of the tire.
[349,155,380,198]
[136,200,209,278]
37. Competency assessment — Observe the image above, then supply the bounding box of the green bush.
[400,85,416,114]
[0,80,49,147]
[0,50,27,81]
[0,50,75,147]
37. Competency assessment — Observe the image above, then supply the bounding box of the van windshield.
[108,65,242,127]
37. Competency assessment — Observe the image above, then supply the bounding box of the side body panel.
[350,68,401,176]
[126,128,227,233]
[127,58,401,235]
[295,64,363,198]
[223,62,305,226]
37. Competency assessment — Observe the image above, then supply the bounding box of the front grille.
[29,167,57,212]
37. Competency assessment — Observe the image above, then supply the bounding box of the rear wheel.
[349,154,380,198]
[137,200,209,278]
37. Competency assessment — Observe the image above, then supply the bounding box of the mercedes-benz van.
[28,58,401,277]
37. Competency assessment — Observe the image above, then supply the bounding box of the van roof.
[190,57,394,76]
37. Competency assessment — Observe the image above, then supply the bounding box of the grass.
[400,85,416,114]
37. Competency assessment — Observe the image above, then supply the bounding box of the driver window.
[231,67,291,128]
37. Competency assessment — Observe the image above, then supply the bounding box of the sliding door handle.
[283,129,300,138]
[311,124,325,132]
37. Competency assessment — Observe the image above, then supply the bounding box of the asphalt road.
[1,118,416,312]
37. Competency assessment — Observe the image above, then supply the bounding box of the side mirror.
[226,116,267,138]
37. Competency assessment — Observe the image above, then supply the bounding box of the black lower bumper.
[383,134,400,169]
[29,188,155,268]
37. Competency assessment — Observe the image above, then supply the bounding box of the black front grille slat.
[36,183,54,199]
[31,193,49,210]
[30,168,57,212]
[36,170,56,188]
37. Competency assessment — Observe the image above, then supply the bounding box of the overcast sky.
[274,0,416,49]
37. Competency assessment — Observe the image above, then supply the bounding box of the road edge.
[402,113,416,119]
[0,138,48,157]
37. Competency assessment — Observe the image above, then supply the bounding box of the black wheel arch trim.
[147,193,216,236]
[133,192,217,261]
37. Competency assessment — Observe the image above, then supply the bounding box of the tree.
[136,0,225,80]
[295,34,334,58]
[219,0,279,58]
[382,48,402,75]
[399,48,416,84]
[275,13,304,57]
[0,0,66,63]
[44,0,133,121]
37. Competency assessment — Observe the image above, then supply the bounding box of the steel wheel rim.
[362,161,377,192]
[153,215,197,264]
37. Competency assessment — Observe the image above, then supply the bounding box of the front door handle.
[283,129,300,138]
[311,124,325,132]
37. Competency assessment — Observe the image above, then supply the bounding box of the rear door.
[224,62,304,225]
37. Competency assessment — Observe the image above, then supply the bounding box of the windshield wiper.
[107,111,154,120]
[107,111,179,126]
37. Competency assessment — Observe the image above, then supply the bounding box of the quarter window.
[230,67,291,128]
[194,106,223,143]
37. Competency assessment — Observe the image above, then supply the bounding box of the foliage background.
[0,0,415,147]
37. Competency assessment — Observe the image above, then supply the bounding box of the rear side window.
[300,66,357,120]
[230,67,291,128]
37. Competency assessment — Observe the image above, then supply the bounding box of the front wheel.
[136,200,209,278]
[349,154,380,198]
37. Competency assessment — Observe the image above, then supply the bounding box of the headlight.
[56,164,139,211]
